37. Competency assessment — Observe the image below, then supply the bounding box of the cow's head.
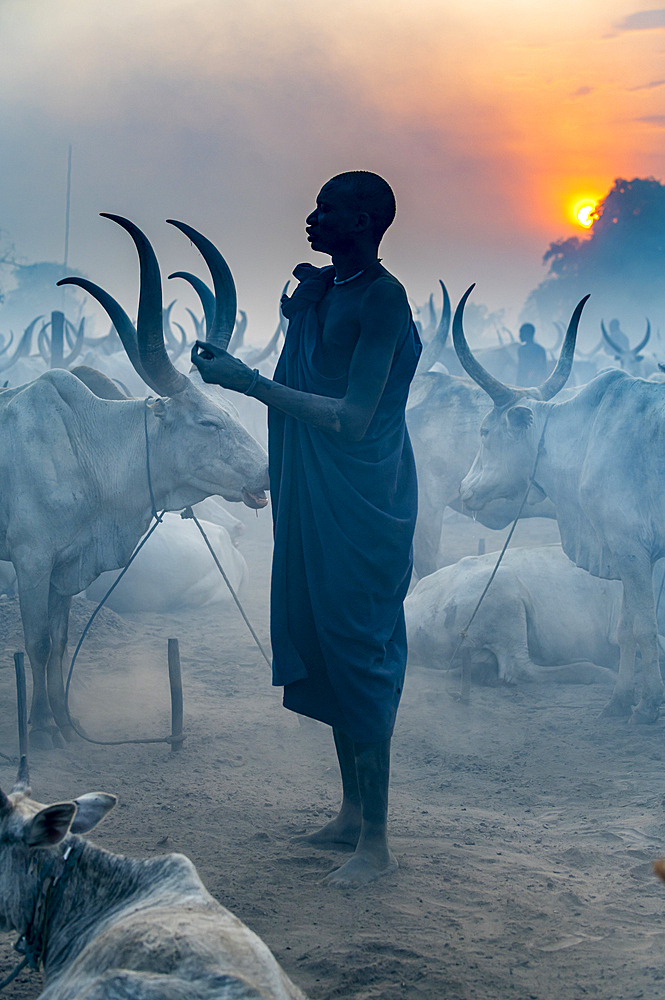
[453,287,589,511]
[58,216,269,510]
[0,758,115,936]
[601,318,651,377]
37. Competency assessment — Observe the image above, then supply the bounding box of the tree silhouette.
[523,178,665,346]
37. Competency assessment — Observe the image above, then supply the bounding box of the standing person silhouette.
[516,322,547,386]
[192,172,421,888]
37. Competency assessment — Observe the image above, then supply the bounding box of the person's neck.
[330,248,379,283]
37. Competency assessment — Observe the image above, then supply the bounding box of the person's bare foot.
[323,847,398,888]
[297,814,361,848]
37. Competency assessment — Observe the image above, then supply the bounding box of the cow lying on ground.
[0,511,247,611]
[84,513,247,613]
[406,544,637,684]
[0,763,307,1000]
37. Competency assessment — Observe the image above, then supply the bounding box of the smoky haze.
[2,0,665,343]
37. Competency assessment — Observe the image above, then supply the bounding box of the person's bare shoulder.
[361,269,410,321]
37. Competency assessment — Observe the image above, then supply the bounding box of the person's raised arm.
[191,279,410,443]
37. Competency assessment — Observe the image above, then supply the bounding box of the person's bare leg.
[304,729,362,846]
[324,737,398,888]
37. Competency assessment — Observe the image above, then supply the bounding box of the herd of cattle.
[1,218,664,746]
[2,218,665,997]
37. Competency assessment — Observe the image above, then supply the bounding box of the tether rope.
[184,509,271,667]
[63,398,270,746]
[448,410,551,672]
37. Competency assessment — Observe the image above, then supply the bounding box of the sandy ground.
[1,508,665,1000]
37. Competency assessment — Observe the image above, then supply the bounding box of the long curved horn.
[249,320,281,366]
[63,317,85,368]
[37,320,51,364]
[425,293,436,337]
[185,307,205,341]
[535,295,589,400]
[65,318,79,351]
[100,214,189,396]
[601,320,625,355]
[0,316,43,373]
[417,279,451,373]
[170,322,188,362]
[452,285,517,407]
[166,221,237,350]
[162,301,178,352]
[58,276,159,393]
[633,319,651,356]
[169,272,216,334]
[71,365,130,399]
[0,331,14,358]
[248,282,290,365]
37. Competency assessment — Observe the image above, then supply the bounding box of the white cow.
[4,215,268,748]
[0,765,307,999]
[407,371,559,577]
[85,514,247,613]
[406,545,625,684]
[452,286,665,723]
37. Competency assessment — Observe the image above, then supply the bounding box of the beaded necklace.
[332,259,381,286]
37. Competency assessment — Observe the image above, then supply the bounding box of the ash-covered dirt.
[1,509,664,1000]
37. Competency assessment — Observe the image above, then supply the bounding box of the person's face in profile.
[305,182,369,255]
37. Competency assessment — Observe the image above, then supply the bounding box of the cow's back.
[42,854,306,1000]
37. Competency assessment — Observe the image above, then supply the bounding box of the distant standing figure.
[604,318,630,355]
[516,322,547,386]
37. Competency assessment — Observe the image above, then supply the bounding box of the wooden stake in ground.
[168,638,184,752]
[460,646,471,705]
[14,652,28,762]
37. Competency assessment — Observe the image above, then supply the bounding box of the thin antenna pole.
[63,144,72,269]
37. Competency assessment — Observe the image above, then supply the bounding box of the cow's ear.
[25,803,76,847]
[70,793,117,834]
[146,397,168,420]
[506,405,533,433]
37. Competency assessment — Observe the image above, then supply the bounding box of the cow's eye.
[199,420,219,429]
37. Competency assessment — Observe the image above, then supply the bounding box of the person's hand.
[191,342,255,391]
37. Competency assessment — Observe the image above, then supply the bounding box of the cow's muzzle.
[242,488,269,510]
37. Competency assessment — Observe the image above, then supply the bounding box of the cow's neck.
[86,401,159,555]
[528,398,589,506]
[39,839,199,980]
[96,400,197,527]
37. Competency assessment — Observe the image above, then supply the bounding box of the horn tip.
[100,213,132,229]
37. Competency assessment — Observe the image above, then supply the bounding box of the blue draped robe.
[268,265,421,743]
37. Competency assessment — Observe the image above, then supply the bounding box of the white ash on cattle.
[0,761,308,1000]
[405,544,660,686]
[85,515,247,614]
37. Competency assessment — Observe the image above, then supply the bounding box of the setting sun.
[571,197,598,229]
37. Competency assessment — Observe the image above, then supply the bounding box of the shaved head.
[327,171,396,243]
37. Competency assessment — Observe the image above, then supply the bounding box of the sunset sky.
[0,0,664,340]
